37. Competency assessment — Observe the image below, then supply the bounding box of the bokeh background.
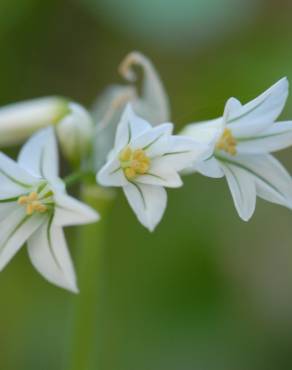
[1,0,292,369]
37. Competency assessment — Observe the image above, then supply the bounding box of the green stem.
[64,171,94,188]
[65,184,115,370]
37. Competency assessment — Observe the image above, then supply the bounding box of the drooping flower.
[92,51,170,171]
[181,78,292,220]
[118,51,170,124]
[97,104,208,231]
[0,127,99,292]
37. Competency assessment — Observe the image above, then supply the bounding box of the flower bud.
[0,97,94,165]
[0,97,69,147]
[56,102,94,165]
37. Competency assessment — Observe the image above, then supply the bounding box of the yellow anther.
[17,196,28,205]
[33,203,47,213]
[131,160,141,171]
[26,203,34,216]
[119,146,132,162]
[136,161,150,174]
[216,128,237,156]
[17,192,48,215]
[119,146,150,180]
[124,167,137,180]
[28,192,38,201]
[133,149,147,161]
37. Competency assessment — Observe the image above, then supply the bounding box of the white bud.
[0,97,69,147]
[56,102,94,165]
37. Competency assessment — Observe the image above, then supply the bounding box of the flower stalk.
[64,170,95,189]
[66,184,114,370]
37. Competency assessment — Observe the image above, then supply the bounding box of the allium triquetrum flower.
[0,127,99,292]
[97,104,208,231]
[181,78,292,220]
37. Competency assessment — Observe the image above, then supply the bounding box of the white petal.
[123,183,167,231]
[119,51,170,124]
[97,158,128,187]
[227,78,288,137]
[93,85,136,123]
[114,104,151,151]
[0,183,29,200]
[0,186,28,203]
[224,97,242,112]
[188,157,224,178]
[132,123,173,155]
[237,121,292,154]
[137,159,182,188]
[0,208,46,271]
[181,118,223,146]
[0,202,18,222]
[0,152,35,188]
[54,192,100,227]
[92,85,136,171]
[220,162,256,221]
[28,220,78,293]
[18,127,59,183]
[255,160,292,207]
[159,136,209,172]
[222,154,292,208]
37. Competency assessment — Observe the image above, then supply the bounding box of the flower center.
[119,146,150,180]
[18,191,48,215]
[216,128,237,155]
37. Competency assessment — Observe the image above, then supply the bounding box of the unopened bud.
[56,102,94,165]
[0,97,69,147]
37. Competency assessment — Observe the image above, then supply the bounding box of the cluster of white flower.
[1,51,292,292]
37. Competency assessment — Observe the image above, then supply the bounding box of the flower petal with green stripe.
[181,77,292,220]
[97,104,209,231]
[0,127,99,292]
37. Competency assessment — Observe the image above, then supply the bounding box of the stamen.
[18,191,48,215]
[119,146,150,180]
[119,146,132,162]
[216,128,237,155]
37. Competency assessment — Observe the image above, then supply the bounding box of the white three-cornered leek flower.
[97,104,208,231]
[181,77,292,221]
[0,127,99,292]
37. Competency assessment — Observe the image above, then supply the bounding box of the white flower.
[182,78,292,221]
[0,127,99,292]
[92,51,170,170]
[97,104,207,231]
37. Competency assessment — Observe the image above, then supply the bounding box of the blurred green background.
[1,0,292,369]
